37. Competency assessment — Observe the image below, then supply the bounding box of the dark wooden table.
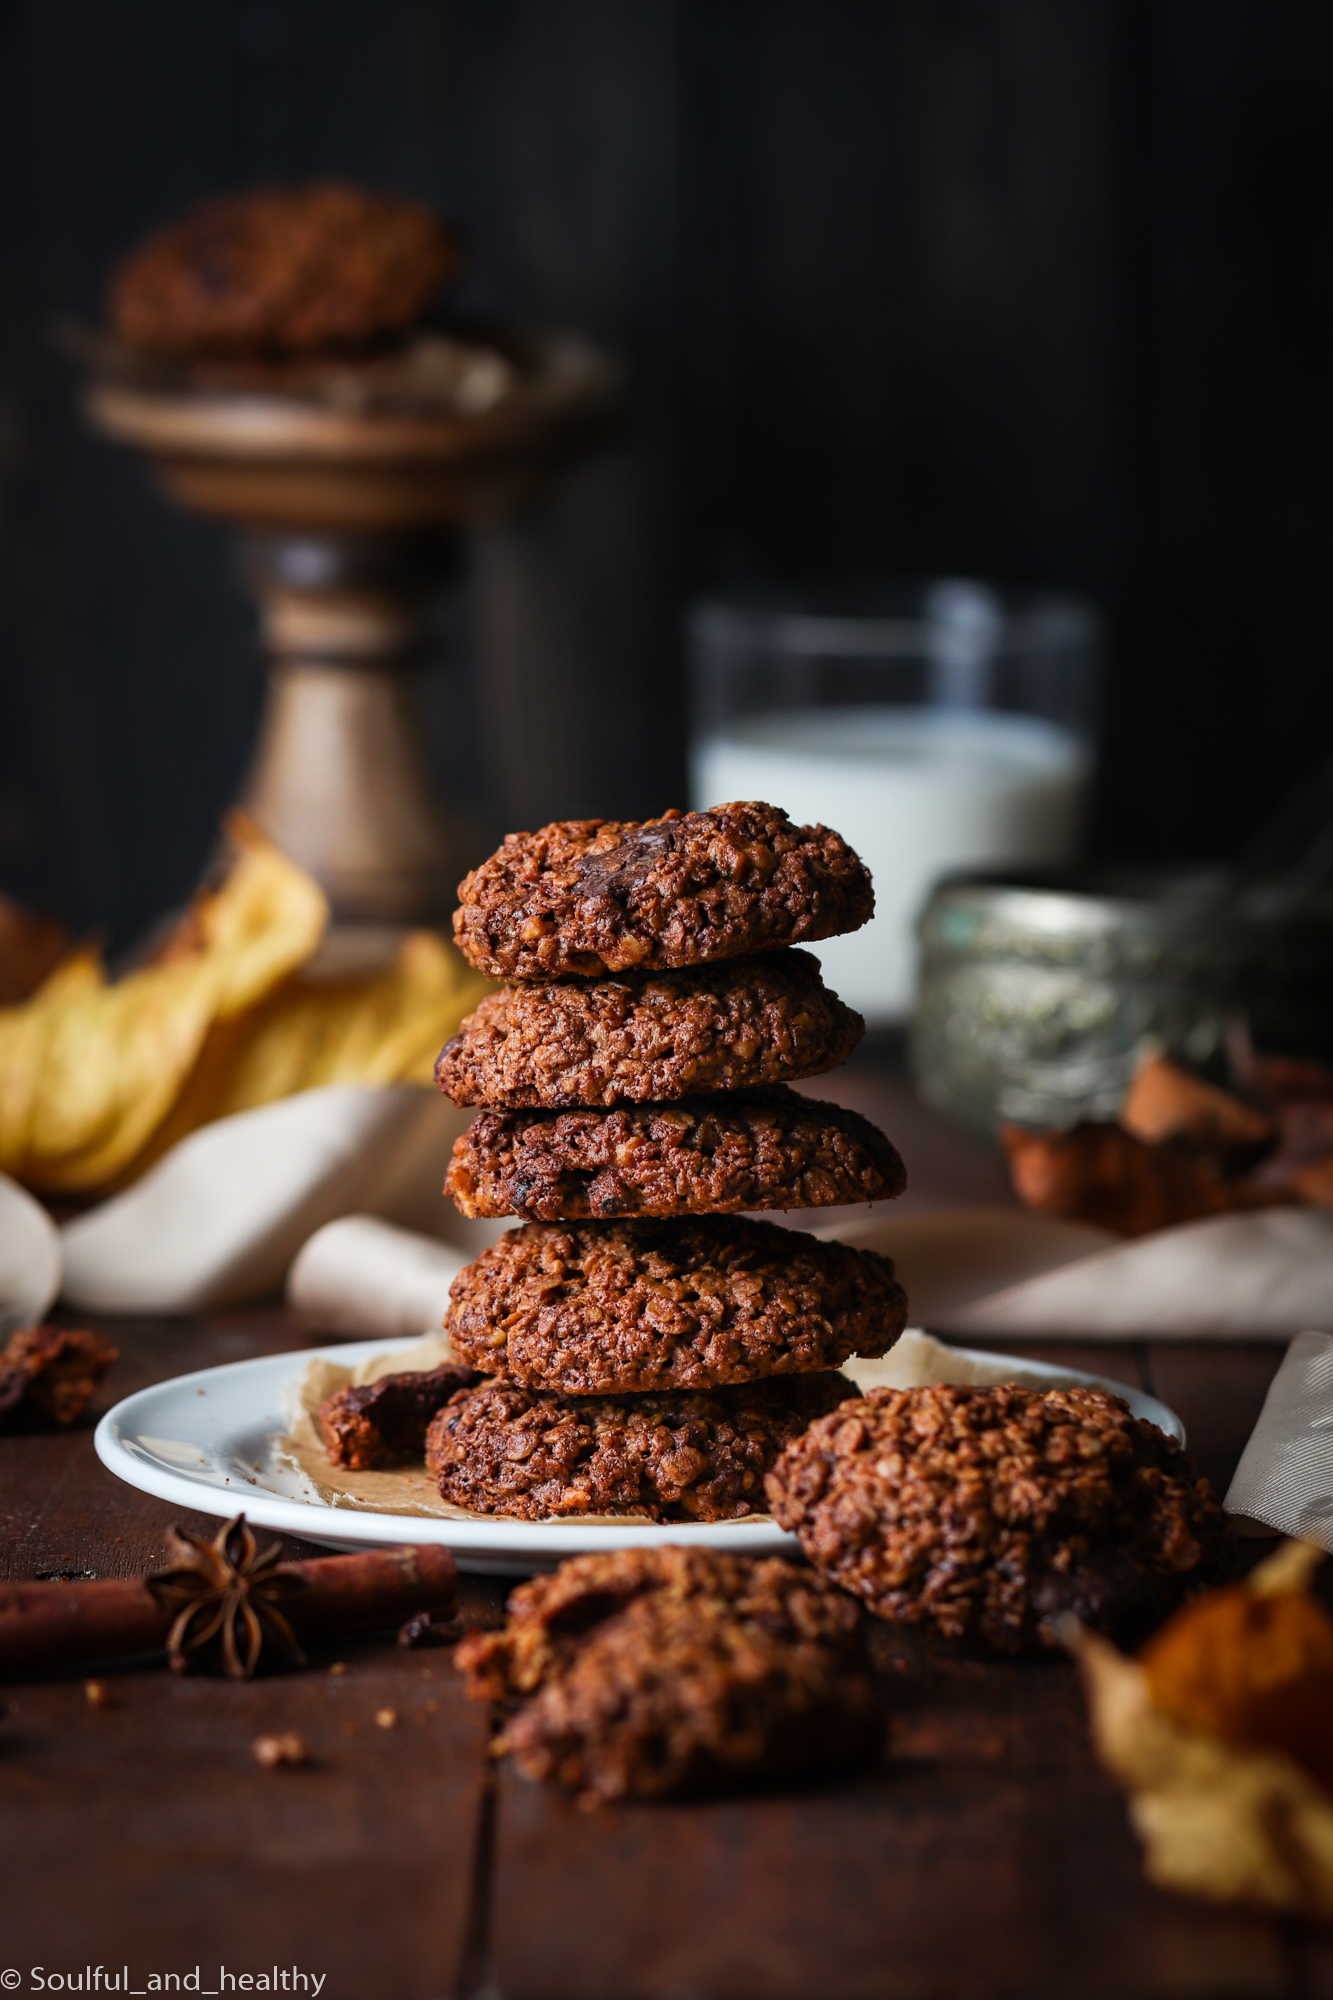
[0,1065,1320,2000]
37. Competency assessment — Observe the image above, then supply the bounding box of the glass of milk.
[688,581,1101,1023]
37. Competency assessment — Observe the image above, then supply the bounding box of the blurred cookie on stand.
[75,180,620,934]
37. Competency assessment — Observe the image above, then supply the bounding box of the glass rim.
[688,586,1100,662]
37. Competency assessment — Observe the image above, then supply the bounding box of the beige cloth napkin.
[0,1172,61,1337]
[820,1206,1333,1339]
[56,1084,474,1315]
[286,1214,500,1338]
[1225,1331,1333,1548]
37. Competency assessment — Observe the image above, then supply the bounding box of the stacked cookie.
[423,802,910,1523]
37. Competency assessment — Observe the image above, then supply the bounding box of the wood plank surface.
[487,1638,1291,2000]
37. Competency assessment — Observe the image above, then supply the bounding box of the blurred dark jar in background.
[688,580,1101,1024]
[912,871,1333,1135]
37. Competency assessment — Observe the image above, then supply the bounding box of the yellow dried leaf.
[0,950,102,1168]
[1140,1574,1333,1790]
[152,811,329,1017]
[1073,1623,1333,1920]
[0,821,330,1192]
[104,929,488,1187]
[21,955,224,1185]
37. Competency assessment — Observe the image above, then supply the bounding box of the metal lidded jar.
[910,871,1241,1134]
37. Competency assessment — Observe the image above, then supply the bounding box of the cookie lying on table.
[456,1545,883,1805]
[766,1382,1232,1654]
[0,1326,118,1435]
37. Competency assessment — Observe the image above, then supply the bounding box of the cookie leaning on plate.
[765,1382,1232,1654]
[435,950,865,1107]
[451,803,874,980]
[425,1370,858,1521]
[445,1086,905,1220]
[444,1215,908,1394]
[456,1546,882,1804]
[319,1362,481,1470]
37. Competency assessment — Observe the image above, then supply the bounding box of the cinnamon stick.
[0,1543,457,1677]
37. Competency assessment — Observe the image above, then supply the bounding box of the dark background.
[0,0,1328,947]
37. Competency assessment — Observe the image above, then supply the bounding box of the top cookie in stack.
[427,803,909,1523]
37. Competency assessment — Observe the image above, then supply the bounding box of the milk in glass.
[691,706,1088,1021]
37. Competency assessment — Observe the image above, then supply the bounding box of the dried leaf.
[0,819,328,1192]
[1121,1054,1274,1166]
[1068,1542,1333,1919]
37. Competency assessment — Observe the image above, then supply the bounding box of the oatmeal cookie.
[424,1371,858,1521]
[444,1216,907,1393]
[319,1362,481,1470]
[452,804,874,981]
[455,1546,882,1803]
[109,183,460,356]
[434,950,864,1108]
[766,1382,1232,1653]
[445,1086,905,1221]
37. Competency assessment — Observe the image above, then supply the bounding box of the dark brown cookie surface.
[452,804,874,981]
[766,1382,1232,1654]
[425,1370,858,1521]
[318,1362,482,1470]
[445,1086,905,1221]
[455,1546,882,1803]
[109,183,460,356]
[445,1216,907,1394]
[435,950,864,1108]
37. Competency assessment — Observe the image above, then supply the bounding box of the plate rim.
[93,1331,1185,1565]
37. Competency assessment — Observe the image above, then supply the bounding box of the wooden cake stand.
[85,336,618,929]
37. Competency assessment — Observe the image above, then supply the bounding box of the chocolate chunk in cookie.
[452,804,874,981]
[435,951,864,1108]
[445,1087,905,1220]
[766,1382,1233,1654]
[444,1215,907,1394]
[425,1370,858,1521]
[455,1545,882,1803]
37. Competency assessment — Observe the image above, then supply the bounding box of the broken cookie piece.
[0,1326,118,1434]
[456,1544,883,1804]
[319,1361,482,1470]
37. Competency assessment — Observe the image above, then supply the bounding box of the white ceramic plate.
[95,1334,1185,1575]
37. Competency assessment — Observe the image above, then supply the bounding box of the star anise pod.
[147,1515,310,1678]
